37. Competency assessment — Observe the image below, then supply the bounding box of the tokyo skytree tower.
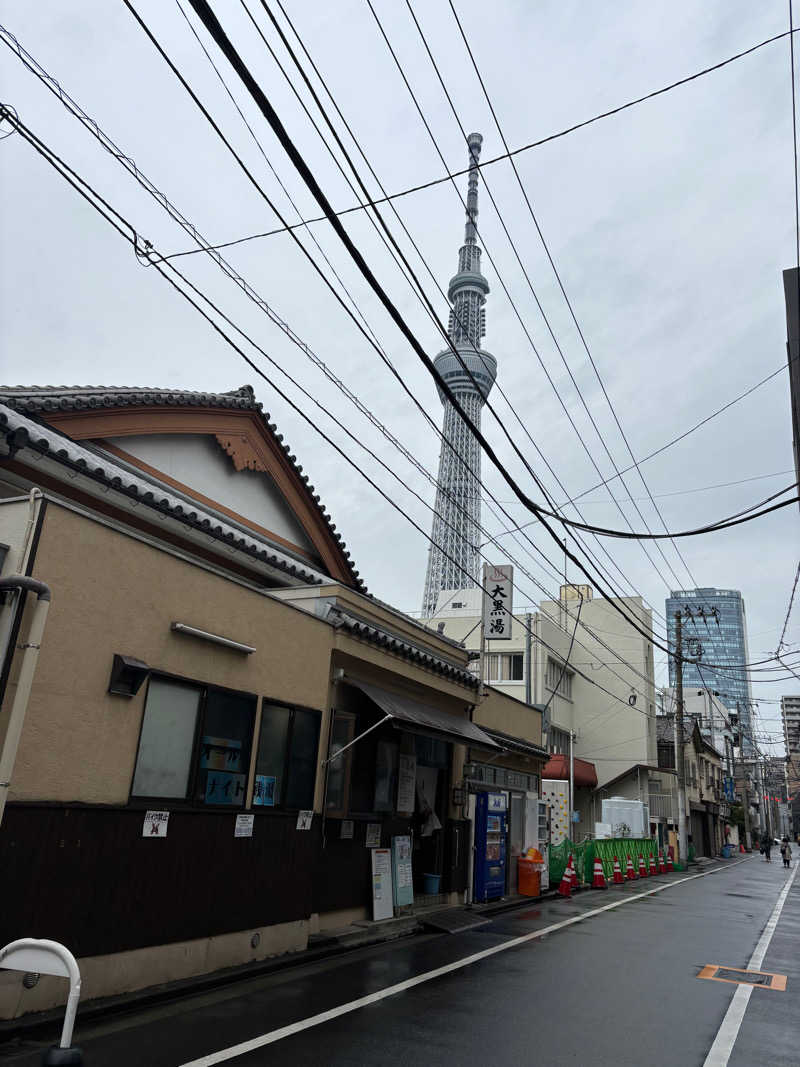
[421,132,497,617]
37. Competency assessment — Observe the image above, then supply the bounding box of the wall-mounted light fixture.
[108,654,150,697]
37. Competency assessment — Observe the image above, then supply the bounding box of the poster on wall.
[340,820,354,839]
[204,770,246,806]
[371,847,394,921]
[253,775,276,806]
[391,835,414,907]
[201,736,243,772]
[143,811,169,838]
[397,754,416,814]
[365,823,382,848]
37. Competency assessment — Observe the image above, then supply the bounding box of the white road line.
[702,861,798,1067]
[178,858,747,1067]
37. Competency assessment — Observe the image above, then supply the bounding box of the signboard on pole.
[482,564,513,640]
[371,847,394,921]
[391,835,414,908]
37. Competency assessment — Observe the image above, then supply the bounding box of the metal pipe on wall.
[0,575,51,827]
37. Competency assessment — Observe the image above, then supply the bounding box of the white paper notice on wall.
[235,814,254,838]
[340,820,354,839]
[296,810,314,831]
[143,811,169,838]
[365,823,381,848]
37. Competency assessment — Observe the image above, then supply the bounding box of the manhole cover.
[420,909,490,934]
[715,968,772,985]
[698,964,787,991]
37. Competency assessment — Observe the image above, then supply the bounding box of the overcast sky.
[2,1,798,746]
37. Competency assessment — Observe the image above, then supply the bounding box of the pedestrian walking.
[761,835,772,862]
[780,837,792,869]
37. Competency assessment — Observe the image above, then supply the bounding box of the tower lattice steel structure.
[421,133,497,617]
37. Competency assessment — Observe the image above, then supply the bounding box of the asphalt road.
[1,855,796,1066]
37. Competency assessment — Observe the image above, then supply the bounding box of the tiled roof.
[0,384,364,591]
[330,607,479,689]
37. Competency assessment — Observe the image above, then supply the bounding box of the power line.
[175,0,689,654]
[445,0,750,618]
[179,0,800,659]
[443,0,699,593]
[1,30,674,711]
[151,26,800,260]
[375,0,686,605]
[5,105,668,722]
[561,469,797,505]
[262,0,687,646]
[777,561,800,654]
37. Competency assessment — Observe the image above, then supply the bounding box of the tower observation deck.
[421,132,497,617]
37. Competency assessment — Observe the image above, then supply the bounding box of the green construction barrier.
[549,837,660,886]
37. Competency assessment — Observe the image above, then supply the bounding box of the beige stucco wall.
[475,688,542,746]
[6,502,334,805]
[0,916,309,1021]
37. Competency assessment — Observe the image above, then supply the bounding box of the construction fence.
[549,837,664,885]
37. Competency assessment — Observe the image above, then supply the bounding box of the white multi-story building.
[426,583,660,838]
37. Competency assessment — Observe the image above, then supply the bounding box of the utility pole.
[675,611,689,866]
[737,701,753,851]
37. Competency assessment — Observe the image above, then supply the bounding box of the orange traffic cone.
[739,843,745,854]
[658,851,666,874]
[649,854,657,876]
[558,858,573,898]
[638,855,648,878]
[626,854,636,880]
[612,856,624,884]
[666,851,674,872]
[591,857,607,889]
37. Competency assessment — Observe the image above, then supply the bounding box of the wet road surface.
[1,855,796,1066]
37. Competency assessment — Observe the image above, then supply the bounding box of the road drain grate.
[698,964,787,991]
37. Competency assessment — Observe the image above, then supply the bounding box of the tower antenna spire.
[421,133,498,617]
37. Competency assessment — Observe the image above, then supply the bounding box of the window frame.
[324,711,355,819]
[129,670,258,809]
[254,698,322,812]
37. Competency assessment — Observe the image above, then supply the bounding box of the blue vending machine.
[474,791,507,902]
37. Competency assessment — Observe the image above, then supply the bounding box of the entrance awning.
[354,680,500,752]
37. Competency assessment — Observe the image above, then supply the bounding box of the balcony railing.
[648,792,676,820]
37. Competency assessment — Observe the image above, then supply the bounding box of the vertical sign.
[391,835,414,908]
[482,564,513,640]
[397,754,417,814]
[371,847,394,921]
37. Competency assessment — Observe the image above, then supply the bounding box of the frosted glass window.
[131,678,201,798]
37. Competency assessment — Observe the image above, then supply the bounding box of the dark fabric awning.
[482,727,548,760]
[354,681,500,751]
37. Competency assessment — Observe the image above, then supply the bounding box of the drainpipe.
[0,576,52,828]
[524,612,532,706]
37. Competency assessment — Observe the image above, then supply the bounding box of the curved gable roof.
[0,384,363,591]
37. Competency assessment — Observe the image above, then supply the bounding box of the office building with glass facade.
[665,589,754,754]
